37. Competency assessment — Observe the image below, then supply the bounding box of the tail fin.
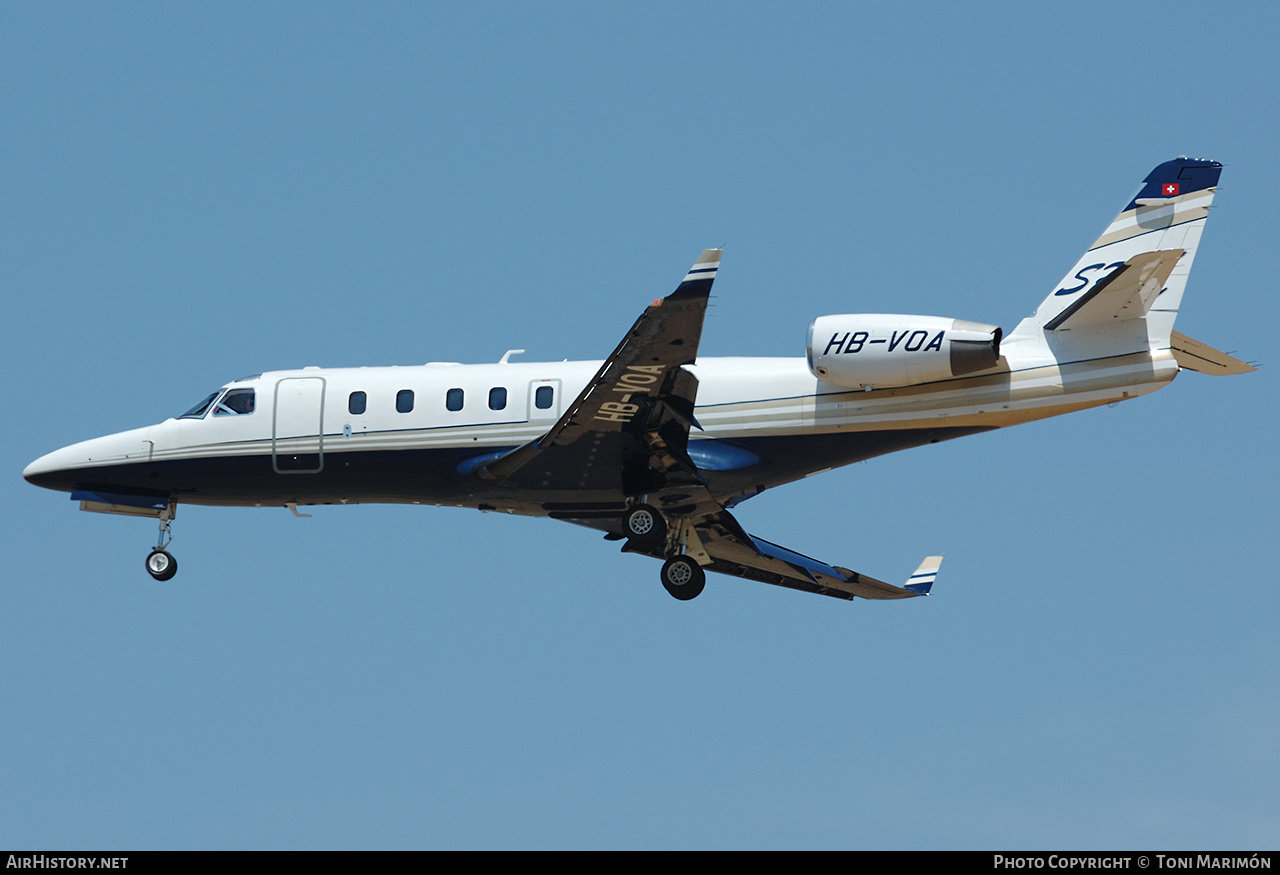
[1012,158,1222,347]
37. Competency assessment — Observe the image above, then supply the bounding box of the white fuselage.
[24,347,1179,512]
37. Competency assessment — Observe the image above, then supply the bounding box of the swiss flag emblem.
[1163,182,1180,196]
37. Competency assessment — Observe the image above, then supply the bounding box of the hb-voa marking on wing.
[595,366,668,424]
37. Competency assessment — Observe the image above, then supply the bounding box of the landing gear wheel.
[623,504,667,549]
[146,549,178,581]
[661,555,706,600]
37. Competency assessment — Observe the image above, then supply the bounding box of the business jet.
[24,157,1253,601]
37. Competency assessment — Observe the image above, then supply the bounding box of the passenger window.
[446,388,464,412]
[396,390,414,413]
[213,389,256,416]
[535,385,554,409]
[489,387,507,410]
[349,391,367,415]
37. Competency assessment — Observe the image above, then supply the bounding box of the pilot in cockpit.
[213,389,255,416]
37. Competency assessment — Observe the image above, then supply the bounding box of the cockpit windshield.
[214,389,256,416]
[180,391,221,419]
[179,388,257,419]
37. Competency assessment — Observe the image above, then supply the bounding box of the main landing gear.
[660,555,705,600]
[623,502,707,600]
[623,503,667,550]
[145,511,178,581]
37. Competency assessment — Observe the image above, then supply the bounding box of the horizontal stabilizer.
[1045,249,1184,331]
[1170,331,1257,375]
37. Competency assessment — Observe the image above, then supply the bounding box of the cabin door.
[273,377,326,473]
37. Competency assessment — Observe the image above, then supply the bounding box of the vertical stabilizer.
[1011,158,1221,350]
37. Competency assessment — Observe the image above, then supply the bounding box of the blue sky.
[3,2,1276,849]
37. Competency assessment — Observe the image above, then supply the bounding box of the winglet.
[666,248,723,301]
[903,556,943,595]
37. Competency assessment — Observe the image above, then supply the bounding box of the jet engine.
[806,314,1002,390]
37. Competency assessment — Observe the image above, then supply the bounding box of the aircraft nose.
[24,446,79,491]
[24,427,157,493]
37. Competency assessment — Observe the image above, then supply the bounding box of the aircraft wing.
[476,250,721,500]
[630,510,941,601]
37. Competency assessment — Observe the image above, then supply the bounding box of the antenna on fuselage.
[498,349,526,364]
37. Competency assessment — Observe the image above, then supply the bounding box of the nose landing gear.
[146,547,177,581]
[145,509,178,581]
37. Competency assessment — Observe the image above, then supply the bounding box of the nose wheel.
[146,549,178,581]
[145,512,178,581]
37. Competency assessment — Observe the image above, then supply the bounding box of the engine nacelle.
[806,314,1002,389]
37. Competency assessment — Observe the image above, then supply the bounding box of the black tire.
[146,549,178,581]
[623,504,667,549]
[661,556,706,600]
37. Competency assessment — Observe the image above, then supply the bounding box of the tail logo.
[1162,182,1180,196]
[1054,261,1125,296]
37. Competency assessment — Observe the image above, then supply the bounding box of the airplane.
[23,157,1254,602]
